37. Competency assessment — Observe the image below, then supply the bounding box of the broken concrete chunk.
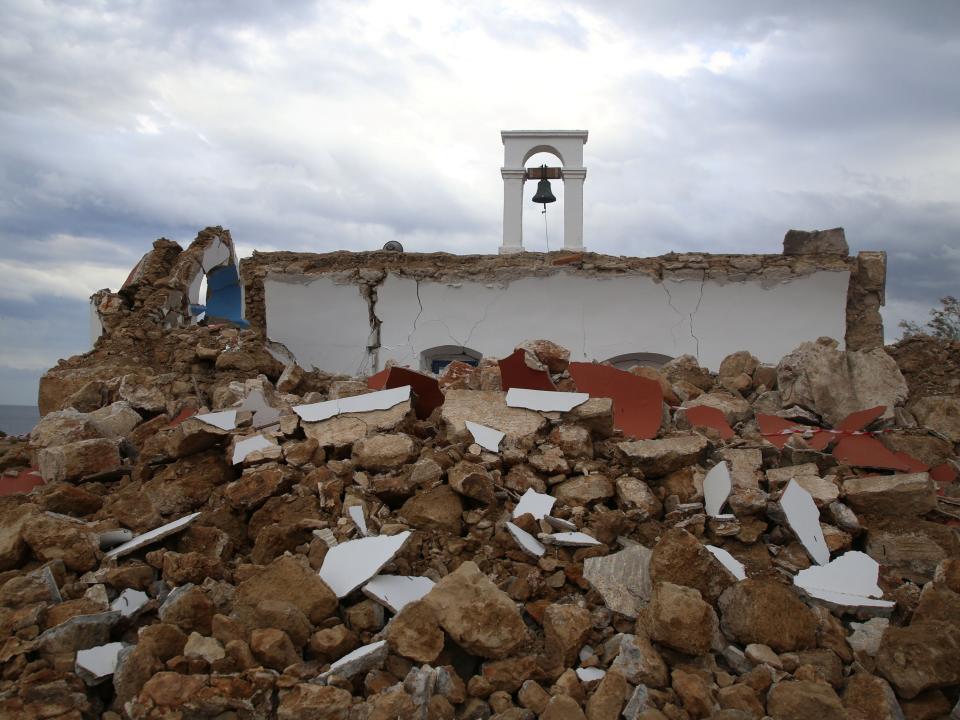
[780,479,830,566]
[703,461,731,517]
[505,388,589,413]
[465,420,504,452]
[104,512,201,560]
[583,544,652,617]
[793,551,894,611]
[318,531,411,598]
[75,641,125,685]
[362,575,434,613]
[294,385,411,422]
[506,522,546,557]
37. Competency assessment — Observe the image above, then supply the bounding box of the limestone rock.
[783,227,848,255]
[554,474,614,508]
[648,582,716,656]
[585,669,627,720]
[0,500,38,570]
[776,339,908,427]
[38,438,121,482]
[386,599,444,663]
[671,668,716,718]
[615,476,662,518]
[682,391,752,425]
[352,433,416,471]
[233,555,337,625]
[542,694,587,720]
[583,544,653,618]
[911,395,960,442]
[842,673,903,720]
[649,528,736,605]
[423,561,529,659]
[766,680,846,720]
[618,435,709,477]
[718,580,817,653]
[309,624,359,662]
[517,339,570,374]
[543,603,591,668]
[277,684,352,720]
[29,409,102,453]
[609,633,668,688]
[88,401,143,438]
[22,513,100,571]
[842,473,936,516]
[875,622,960,699]
[448,460,496,504]
[250,627,299,670]
[441,390,546,442]
[863,516,960,584]
[400,485,463,534]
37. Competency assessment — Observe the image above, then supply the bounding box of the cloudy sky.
[1,1,958,405]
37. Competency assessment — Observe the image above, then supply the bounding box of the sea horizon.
[0,404,40,437]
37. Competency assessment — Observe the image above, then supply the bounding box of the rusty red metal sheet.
[931,463,959,484]
[832,435,914,471]
[756,414,808,449]
[684,405,734,440]
[499,349,556,392]
[0,468,43,497]
[893,452,929,473]
[568,362,662,440]
[367,366,444,420]
[836,406,887,433]
[806,430,835,451]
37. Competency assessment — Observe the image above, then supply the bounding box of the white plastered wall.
[263,270,851,375]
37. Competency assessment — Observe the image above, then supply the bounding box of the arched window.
[421,345,482,375]
[604,352,674,370]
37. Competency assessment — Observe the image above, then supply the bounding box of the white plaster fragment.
[465,420,505,452]
[75,642,124,684]
[110,589,150,618]
[544,516,577,531]
[195,409,237,431]
[231,434,275,465]
[513,488,556,520]
[505,388,589,412]
[201,239,232,273]
[781,479,830,566]
[348,505,368,537]
[576,667,606,683]
[294,386,411,422]
[319,531,412,598]
[705,545,747,580]
[325,639,388,679]
[241,388,281,428]
[579,645,594,663]
[544,531,601,547]
[98,529,135,550]
[103,513,201,560]
[506,522,546,557]
[362,575,435,613]
[793,551,894,609]
[704,461,732,517]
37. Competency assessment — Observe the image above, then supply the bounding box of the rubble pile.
[2,325,959,720]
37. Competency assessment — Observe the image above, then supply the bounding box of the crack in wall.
[689,272,706,361]
[659,279,687,351]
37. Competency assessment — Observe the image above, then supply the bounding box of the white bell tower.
[499,130,588,254]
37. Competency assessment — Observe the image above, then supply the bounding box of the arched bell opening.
[420,345,482,375]
[523,151,565,252]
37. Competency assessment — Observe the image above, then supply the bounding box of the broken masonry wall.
[240,237,886,375]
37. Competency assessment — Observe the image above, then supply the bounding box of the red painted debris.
[684,405,734,440]
[806,430,835,451]
[367,366,444,420]
[499,349,556,392]
[168,407,198,427]
[832,435,915,472]
[836,406,887,432]
[931,463,959,484]
[0,468,44,497]
[568,362,662,440]
[893,452,930,473]
[756,414,808,449]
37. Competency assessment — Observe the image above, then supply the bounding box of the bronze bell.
[531,164,556,206]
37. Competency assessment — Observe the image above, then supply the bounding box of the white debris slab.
[465,420,505,452]
[319,531,412,598]
[704,461,732,517]
[545,531,601,547]
[195,409,237,431]
[576,667,606,683]
[98,529,135,550]
[544,516,577,531]
[781,479,830,566]
[325,639,389,679]
[103,513,202,561]
[794,551,895,609]
[362,575,435,613]
[506,522,546,557]
[76,642,124,684]
[294,386,411,423]
[241,388,281,428]
[513,488,556,520]
[505,388,589,413]
[348,505,369,537]
[110,589,150,618]
[705,545,747,580]
[231,434,275,465]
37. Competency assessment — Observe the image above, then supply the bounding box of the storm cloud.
[1,0,958,403]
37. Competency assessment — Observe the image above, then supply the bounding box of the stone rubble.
[2,247,959,718]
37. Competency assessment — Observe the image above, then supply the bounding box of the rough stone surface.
[386,600,444,663]
[842,473,936,516]
[618,435,709,477]
[233,555,338,624]
[718,580,817,653]
[911,395,960,442]
[766,680,847,720]
[37,438,121,482]
[783,227,849,256]
[648,582,716,656]
[649,528,737,605]
[876,623,960,699]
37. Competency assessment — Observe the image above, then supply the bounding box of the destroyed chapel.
[2,132,960,720]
